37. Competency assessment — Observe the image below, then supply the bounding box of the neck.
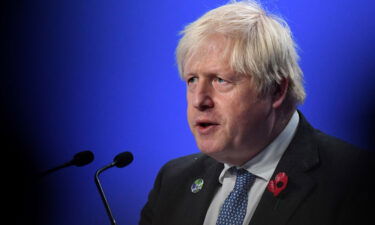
[272,108,295,140]
[228,108,296,166]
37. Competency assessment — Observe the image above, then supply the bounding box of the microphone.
[94,152,134,225]
[40,150,94,177]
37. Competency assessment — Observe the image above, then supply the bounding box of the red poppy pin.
[267,172,288,197]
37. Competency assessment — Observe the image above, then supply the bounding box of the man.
[139,1,373,225]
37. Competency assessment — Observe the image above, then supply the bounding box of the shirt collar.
[218,111,299,183]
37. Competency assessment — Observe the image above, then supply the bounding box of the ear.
[272,78,289,109]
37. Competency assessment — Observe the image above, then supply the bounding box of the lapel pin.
[267,172,288,197]
[191,178,204,193]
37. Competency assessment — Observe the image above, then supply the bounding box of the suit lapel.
[184,157,223,225]
[250,113,320,225]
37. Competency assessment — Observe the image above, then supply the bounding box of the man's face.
[183,35,275,165]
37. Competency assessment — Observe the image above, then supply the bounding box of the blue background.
[2,0,374,224]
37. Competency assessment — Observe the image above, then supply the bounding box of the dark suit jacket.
[139,114,374,225]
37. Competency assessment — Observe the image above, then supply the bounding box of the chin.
[197,142,244,165]
[197,142,227,157]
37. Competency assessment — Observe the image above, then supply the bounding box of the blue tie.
[216,168,256,225]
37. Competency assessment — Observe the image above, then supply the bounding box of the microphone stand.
[39,162,73,178]
[94,152,133,225]
[94,162,117,225]
[39,150,94,178]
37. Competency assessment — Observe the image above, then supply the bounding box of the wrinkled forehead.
[182,34,233,76]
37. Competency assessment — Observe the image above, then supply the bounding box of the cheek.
[224,100,269,133]
[226,109,251,134]
[186,100,195,127]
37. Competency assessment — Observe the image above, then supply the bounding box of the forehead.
[183,35,232,76]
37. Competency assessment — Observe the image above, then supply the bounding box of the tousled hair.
[176,0,305,106]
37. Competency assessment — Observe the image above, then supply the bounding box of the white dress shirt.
[203,111,299,225]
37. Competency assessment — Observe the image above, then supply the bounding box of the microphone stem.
[95,163,117,225]
[39,162,72,178]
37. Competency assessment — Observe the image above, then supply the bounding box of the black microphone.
[94,152,133,225]
[40,150,94,177]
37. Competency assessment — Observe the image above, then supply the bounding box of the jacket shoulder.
[312,128,373,167]
[159,153,216,180]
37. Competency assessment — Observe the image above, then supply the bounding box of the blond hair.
[176,0,305,106]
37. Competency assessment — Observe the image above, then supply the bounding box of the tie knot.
[231,168,255,191]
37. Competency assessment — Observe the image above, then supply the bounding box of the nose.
[192,81,214,111]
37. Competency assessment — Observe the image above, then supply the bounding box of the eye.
[187,76,198,85]
[215,77,229,85]
[213,76,233,92]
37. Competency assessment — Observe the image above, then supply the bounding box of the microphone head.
[113,152,133,168]
[72,150,95,167]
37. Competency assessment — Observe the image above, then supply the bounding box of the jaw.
[193,129,224,154]
[193,127,265,166]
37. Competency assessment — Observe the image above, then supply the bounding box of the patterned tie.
[216,168,256,225]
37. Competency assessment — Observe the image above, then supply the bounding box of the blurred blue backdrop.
[2,0,375,224]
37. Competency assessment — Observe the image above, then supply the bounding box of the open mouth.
[195,121,219,133]
[198,122,215,128]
